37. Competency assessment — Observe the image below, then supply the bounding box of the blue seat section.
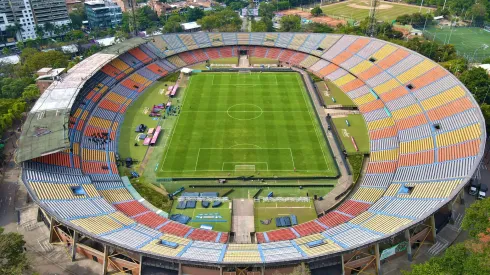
[44,198,114,220]
[191,32,212,48]
[138,67,160,81]
[92,108,118,121]
[90,174,122,182]
[24,169,91,183]
[260,241,303,262]
[23,161,83,175]
[180,241,224,262]
[93,181,125,190]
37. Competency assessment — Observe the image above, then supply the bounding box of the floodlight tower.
[367,0,379,37]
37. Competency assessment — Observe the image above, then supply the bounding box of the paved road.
[0,181,17,227]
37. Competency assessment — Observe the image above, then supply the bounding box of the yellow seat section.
[263,33,278,46]
[333,74,356,87]
[312,35,341,55]
[367,117,395,131]
[384,184,401,197]
[397,59,437,84]
[209,33,224,46]
[99,188,133,203]
[223,251,262,263]
[88,116,112,129]
[296,234,342,256]
[350,212,374,225]
[109,211,135,226]
[399,180,462,199]
[362,214,412,234]
[370,149,398,161]
[151,36,170,53]
[71,215,123,235]
[300,56,320,68]
[351,187,385,202]
[178,34,198,50]
[223,244,261,263]
[373,79,400,95]
[81,110,89,120]
[140,235,189,257]
[106,92,127,104]
[436,123,481,148]
[29,182,81,200]
[167,55,187,67]
[288,34,308,50]
[353,93,377,106]
[237,33,250,45]
[82,184,100,198]
[74,108,82,119]
[111,58,130,72]
[350,60,373,75]
[82,148,106,162]
[130,73,149,85]
[421,86,466,110]
[370,44,397,61]
[399,136,433,154]
[391,104,422,121]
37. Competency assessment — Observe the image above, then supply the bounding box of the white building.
[0,0,37,43]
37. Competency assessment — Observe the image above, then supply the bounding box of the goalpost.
[234,165,256,172]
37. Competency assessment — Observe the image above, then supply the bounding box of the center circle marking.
[226,104,263,120]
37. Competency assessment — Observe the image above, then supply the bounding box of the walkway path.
[291,67,353,214]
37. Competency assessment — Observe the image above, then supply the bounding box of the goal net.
[235,165,255,171]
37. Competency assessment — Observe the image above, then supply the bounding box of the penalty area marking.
[194,148,295,172]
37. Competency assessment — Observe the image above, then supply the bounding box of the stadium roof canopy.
[16,53,114,162]
[16,38,148,163]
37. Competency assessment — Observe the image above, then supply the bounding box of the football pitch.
[423,26,490,62]
[158,72,337,178]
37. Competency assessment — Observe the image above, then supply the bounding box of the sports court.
[158,72,337,178]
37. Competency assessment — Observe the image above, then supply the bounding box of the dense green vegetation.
[0,227,28,275]
[347,154,364,184]
[403,198,490,274]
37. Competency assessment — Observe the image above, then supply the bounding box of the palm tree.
[43,22,55,37]
[35,25,44,39]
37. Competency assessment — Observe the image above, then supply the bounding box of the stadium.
[15,33,485,274]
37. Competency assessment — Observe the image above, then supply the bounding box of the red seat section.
[114,200,148,217]
[159,221,191,237]
[128,48,151,64]
[317,211,352,228]
[146,63,168,76]
[256,232,266,243]
[336,200,371,216]
[99,99,122,113]
[219,47,233,58]
[192,49,209,62]
[278,49,295,63]
[289,52,307,65]
[264,228,296,242]
[292,220,325,237]
[219,232,229,243]
[33,152,71,167]
[266,48,282,59]
[188,228,219,242]
[178,52,198,64]
[205,48,220,59]
[253,47,268,58]
[134,212,168,228]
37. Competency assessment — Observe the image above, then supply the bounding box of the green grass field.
[158,72,337,178]
[332,114,369,154]
[170,201,231,232]
[316,81,355,106]
[254,201,317,232]
[322,0,433,22]
[423,26,490,62]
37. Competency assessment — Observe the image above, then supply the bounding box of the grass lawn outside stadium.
[158,72,337,178]
[332,114,370,154]
[170,201,232,232]
[423,26,490,62]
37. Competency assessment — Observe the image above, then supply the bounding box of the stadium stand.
[17,33,485,267]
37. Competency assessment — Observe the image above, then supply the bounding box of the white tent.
[181,68,193,74]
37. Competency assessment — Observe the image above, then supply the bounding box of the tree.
[462,198,490,238]
[43,22,55,37]
[35,25,44,39]
[252,17,273,32]
[259,2,276,19]
[0,227,28,275]
[0,77,35,99]
[197,9,242,32]
[470,2,487,27]
[186,7,205,22]
[459,67,490,104]
[311,6,323,17]
[304,22,333,33]
[441,58,468,75]
[21,84,40,102]
[163,15,184,33]
[280,15,301,32]
[69,4,86,29]
[136,6,159,31]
